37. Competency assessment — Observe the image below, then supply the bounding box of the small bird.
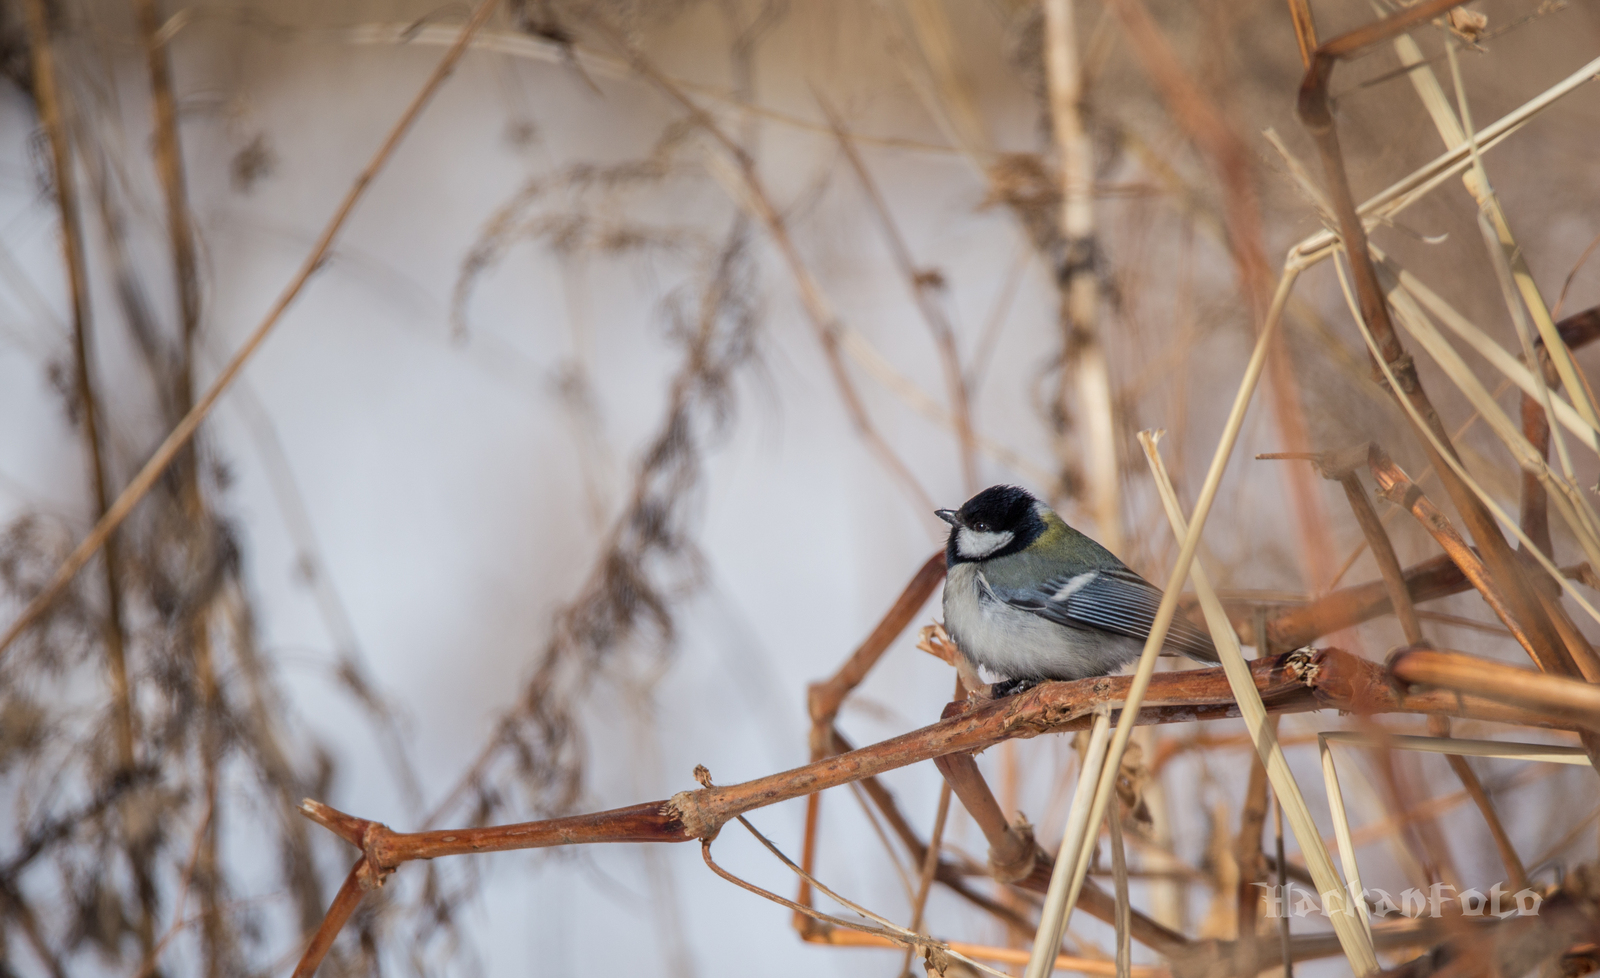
[937,485,1218,696]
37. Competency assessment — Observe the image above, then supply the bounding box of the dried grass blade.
[1319,732,1591,766]
[1333,255,1600,629]
[1142,432,1378,973]
[1318,736,1374,946]
[1027,262,1307,978]
[1374,248,1600,453]
[1289,55,1600,263]
[1028,708,1113,978]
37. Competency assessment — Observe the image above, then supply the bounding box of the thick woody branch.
[293,647,1577,974]
[304,648,1575,870]
[1233,553,1468,650]
[808,550,945,732]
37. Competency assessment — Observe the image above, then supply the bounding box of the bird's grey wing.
[995,567,1219,662]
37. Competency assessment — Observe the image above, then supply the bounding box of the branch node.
[665,790,723,841]
[987,814,1038,884]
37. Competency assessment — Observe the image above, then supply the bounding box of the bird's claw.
[990,677,1043,698]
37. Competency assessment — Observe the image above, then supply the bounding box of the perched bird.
[937,485,1218,696]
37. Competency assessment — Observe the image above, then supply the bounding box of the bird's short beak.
[934,509,961,527]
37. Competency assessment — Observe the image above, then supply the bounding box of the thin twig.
[587,13,938,519]
[897,780,952,978]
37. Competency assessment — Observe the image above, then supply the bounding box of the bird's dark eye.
[973,522,989,532]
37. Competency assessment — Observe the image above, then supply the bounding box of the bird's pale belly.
[943,563,1144,682]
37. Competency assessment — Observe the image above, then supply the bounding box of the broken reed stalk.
[1026,261,1307,977]
[0,0,502,662]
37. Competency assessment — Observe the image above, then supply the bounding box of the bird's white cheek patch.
[1052,571,1098,602]
[956,527,1015,559]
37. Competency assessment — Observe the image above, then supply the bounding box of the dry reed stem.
[1143,433,1378,971]
[22,0,136,771]
[1027,708,1113,977]
[0,0,502,661]
[1284,0,1318,68]
[1109,799,1132,978]
[898,779,951,978]
[1233,731,1272,976]
[133,0,201,401]
[1045,0,1122,553]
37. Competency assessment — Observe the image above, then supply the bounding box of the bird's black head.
[935,485,1044,564]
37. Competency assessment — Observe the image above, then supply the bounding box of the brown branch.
[313,647,1576,866]
[808,550,945,732]
[1234,553,1468,650]
[289,861,367,978]
[1366,447,1544,666]
[0,0,502,662]
[292,647,1569,976]
[297,649,1587,973]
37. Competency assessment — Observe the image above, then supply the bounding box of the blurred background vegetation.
[0,0,1597,975]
